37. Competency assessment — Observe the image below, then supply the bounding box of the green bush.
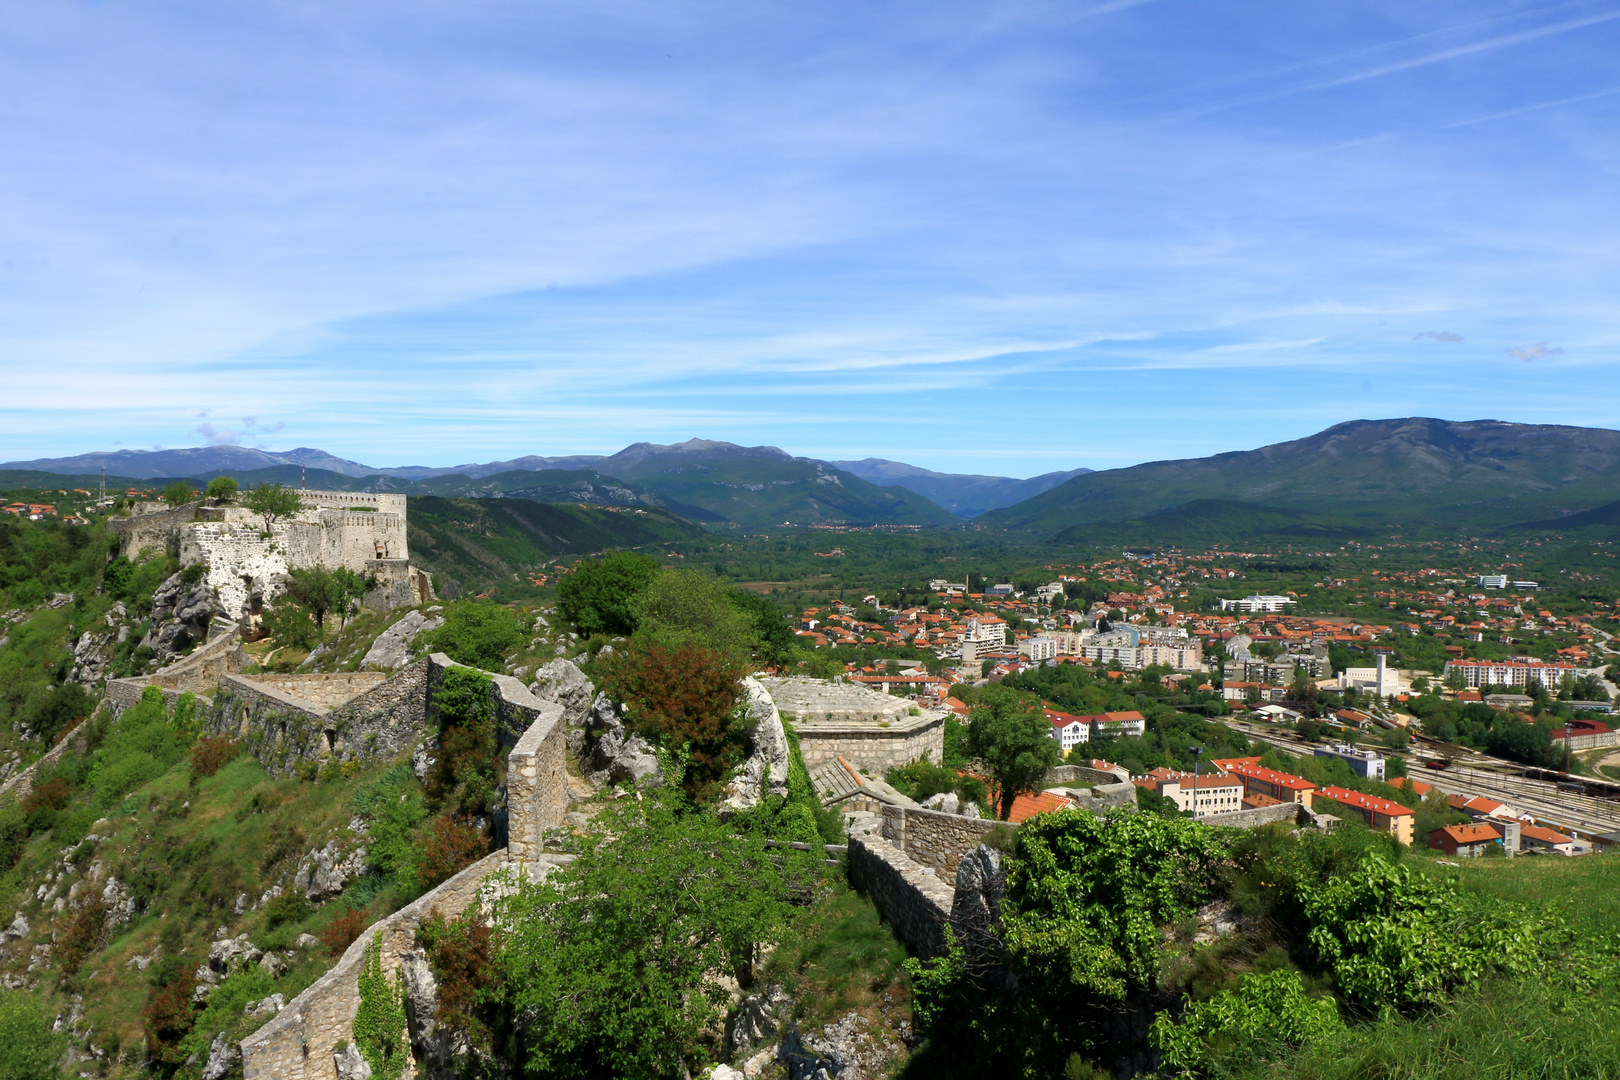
[424,602,528,672]
[0,990,68,1079]
[557,551,662,637]
[1151,968,1343,1075]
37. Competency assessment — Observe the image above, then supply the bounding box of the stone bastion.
[758,676,944,774]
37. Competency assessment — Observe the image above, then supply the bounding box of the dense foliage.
[424,602,529,672]
[965,685,1059,820]
[596,641,744,803]
[558,551,662,637]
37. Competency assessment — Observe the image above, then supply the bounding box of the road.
[1221,719,1620,839]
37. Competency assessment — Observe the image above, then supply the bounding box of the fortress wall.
[795,714,943,773]
[249,672,388,709]
[314,511,407,567]
[847,834,955,960]
[880,803,1014,880]
[241,850,570,1080]
[505,705,570,861]
[294,490,406,515]
[109,504,198,558]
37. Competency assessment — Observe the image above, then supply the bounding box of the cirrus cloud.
[1413,331,1463,342]
[1506,341,1564,361]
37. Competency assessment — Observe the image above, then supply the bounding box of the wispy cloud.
[1506,342,1564,362]
[195,423,238,446]
[1414,331,1463,343]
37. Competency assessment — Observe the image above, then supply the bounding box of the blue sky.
[2,1,1617,475]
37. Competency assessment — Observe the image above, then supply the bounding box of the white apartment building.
[1442,658,1579,690]
[1019,637,1059,661]
[1220,595,1297,613]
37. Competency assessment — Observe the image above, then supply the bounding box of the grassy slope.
[0,744,417,1076]
[1053,499,1378,547]
[406,496,706,588]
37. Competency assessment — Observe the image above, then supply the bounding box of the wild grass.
[764,879,912,1029]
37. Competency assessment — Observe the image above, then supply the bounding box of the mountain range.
[8,419,1620,540]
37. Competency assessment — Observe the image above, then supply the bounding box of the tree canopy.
[424,602,529,672]
[967,684,1059,820]
[243,482,302,532]
[204,475,238,503]
[558,551,662,637]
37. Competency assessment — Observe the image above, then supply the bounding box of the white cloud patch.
[196,423,239,446]
[1413,331,1463,342]
[1506,341,1564,361]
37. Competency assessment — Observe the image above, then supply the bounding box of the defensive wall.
[1048,763,1130,785]
[240,850,573,1080]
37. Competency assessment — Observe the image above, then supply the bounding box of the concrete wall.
[249,672,389,709]
[1199,801,1315,830]
[796,713,944,774]
[240,851,570,1080]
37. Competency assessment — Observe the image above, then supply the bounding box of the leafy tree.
[493,793,812,1080]
[18,681,92,744]
[1150,969,1342,1075]
[727,588,795,668]
[558,551,662,637]
[967,685,1059,820]
[281,566,372,631]
[204,475,238,503]
[244,482,302,533]
[596,641,744,803]
[634,569,760,668]
[161,480,195,508]
[424,602,528,672]
[427,666,500,816]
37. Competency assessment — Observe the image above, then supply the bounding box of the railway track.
[1219,719,1620,839]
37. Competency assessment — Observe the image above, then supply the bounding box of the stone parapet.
[793,713,944,774]
[249,672,388,709]
[880,804,1013,879]
[240,850,571,1080]
[1048,763,1130,785]
[847,835,955,959]
[505,709,570,861]
[1199,801,1314,829]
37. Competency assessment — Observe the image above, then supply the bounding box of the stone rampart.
[240,850,570,1080]
[847,835,954,960]
[1199,801,1314,830]
[1048,763,1130,785]
[794,714,944,773]
[880,804,1014,879]
[425,655,554,749]
[295,490,406,514]
[249,672,389,708]
[505,709,570,861]
[109,504,198,558]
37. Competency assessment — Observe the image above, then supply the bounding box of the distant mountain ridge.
[979,418,1620,533]
[831,458,1092,516]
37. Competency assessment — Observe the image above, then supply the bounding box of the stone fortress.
[758,675,945,773]
[111,488,434,630]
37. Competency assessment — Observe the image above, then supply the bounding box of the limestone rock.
[294,840,370,901]
[69,630,113,686]
[206,934,264,977]
[1,912,28,943]
[293,933,321,950]
[580,694,662,789]
[730,984,794,1060]
[402,948,469,1078]
[363,610,444,671]
[142,573,226,664]
[244,993,284,1018]
[957,801,981,819]
[201,1031,239,1080]
[720,678,792,812]
[412,737,439,782]
[333,1041,373,1080]
[920,792,960,815]
[708,1067,747,1080]
[528,659,595,728]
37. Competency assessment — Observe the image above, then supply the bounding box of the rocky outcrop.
[580,694,662,789]
[362,610,444,671]
[779,1009,911,1080]
[529,659,595,731]
[69,630,113,687]
[333,1041,372,1080]
[202,1031,240,1080]
[729,984,793,1060]
[401,948,471,1079]
[720,678,791,812]
[293,841,370,902]
[141,573,227,664]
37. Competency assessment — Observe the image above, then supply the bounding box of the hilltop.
[980,417,1620,534]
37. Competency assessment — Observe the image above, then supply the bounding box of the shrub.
[263,890,311,929]
[143,965,198,1068]
[557,551,662,637]
[1151,968,1343,1075]
[424,602,528,672]
[188,735,239,778]
[418,908,499,1053]
[56,898,109,978]
[417,816,490,889]
[596,640,744,803]
[0,991,68,1080]
[20,777,71,818]
[323,907,368,957]
[426,667,499,816]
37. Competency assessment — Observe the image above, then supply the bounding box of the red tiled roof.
[1216,759,1316,791]
[1319,786,1414,817]
[1433,823,1501,845]
[1520,824,1574,846]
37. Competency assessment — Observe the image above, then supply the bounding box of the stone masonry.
[759,677,944,773]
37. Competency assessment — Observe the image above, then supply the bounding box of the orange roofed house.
[1211,758,1317,809]
[1430,823,1504,858]
[1318,786,1415,845]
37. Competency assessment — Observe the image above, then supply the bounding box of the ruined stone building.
[110,489,433,630]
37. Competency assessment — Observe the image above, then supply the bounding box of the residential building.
[1478,575,1509,589]
[1549,718,1619,752]
[1019,637,1059,662]
[1430,823,1504,857]
[985,584,1015,598]
[1314,743,1387,780]
[1090,710,1146,739]
[1046,711,1091,753]
[1519,824,1576,855]
[1441,658,1579,690]
[1211,758,1316,808]
[1446,794,1518,823]
[1220,595,1298,613]
[1136,769,1245,817]
[1316,786,1415,844]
